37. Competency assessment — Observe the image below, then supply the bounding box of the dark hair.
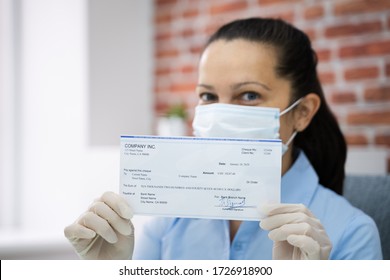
[206,18,346,195]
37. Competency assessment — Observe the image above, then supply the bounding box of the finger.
[287,235,321,260]
[267,223,328,246]
[260,203,315,218]
[95,191,133,220]
[64,223,96,241]
[272,240,294,260]
[78,212,118,244]
[268,223,312,241]
[260,212,323,231]
[89,201,133,236]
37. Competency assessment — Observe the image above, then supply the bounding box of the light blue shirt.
[133,151,382,259]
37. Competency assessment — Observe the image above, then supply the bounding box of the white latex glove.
[259,204,332,260]
[64,191,134,259]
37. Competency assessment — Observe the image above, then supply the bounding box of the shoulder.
[283,150,382,259]
[310,185,382,259]
[311,186,368,229]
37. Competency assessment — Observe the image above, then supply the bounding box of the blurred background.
[0,0,389,259]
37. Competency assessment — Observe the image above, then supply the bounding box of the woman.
[64,18,382,260]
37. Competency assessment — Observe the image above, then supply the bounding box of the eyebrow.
[232,81,271,91]
[196,81,271,91]
[196,84,215,90]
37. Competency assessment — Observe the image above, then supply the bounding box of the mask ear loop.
[285,131,298,147]
[280,97,304,116]
[282,130,298,156]
[281,98,303,151]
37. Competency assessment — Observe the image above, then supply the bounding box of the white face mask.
[192,98,302,155]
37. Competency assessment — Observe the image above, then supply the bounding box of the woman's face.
[196,39,296,147]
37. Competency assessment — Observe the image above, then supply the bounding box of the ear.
[293,93,321,132]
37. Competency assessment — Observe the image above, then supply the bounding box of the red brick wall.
[154,0,390,172]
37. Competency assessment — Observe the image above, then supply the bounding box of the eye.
[240,92,261,102]
[199,92,218,103]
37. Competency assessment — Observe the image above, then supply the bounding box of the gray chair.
[343,175,390,260]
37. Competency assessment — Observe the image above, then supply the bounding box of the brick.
[154,102,169,114]
[331,91,357,104]
[204,22,224,36]
[316,49,331,62]
[155,67,171,76]
[325,21,382,38]
[180,28,194,38]
[259,0,303,5]
[375,134,390,147]
[170,82,196,93]
[344,66,379,80]
[303,28,316,41]
[210,1,248,15]
[182,9,199,18]
[334,0,390,15]
[179,65,196,74]
[345,134,369,145]
[304,5,325,20]
[155,32,172,42]
[190,45,204,55]
[386,63,390,77]
[347,110,390,125]
[154,13,172,24]
[364,86,390,101]
[318,71,335,84]
[340,40,390,58]
[156,0,177,6]
[265,10,295,23]
[156,48,179,58]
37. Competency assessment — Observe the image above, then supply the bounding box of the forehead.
[199,39,279,82]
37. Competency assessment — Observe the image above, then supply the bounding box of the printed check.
[120,135,281,221]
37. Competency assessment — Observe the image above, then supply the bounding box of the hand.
[259,204,332,260]
[64,191,134,259]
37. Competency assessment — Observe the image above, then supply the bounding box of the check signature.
[217,197,246,209]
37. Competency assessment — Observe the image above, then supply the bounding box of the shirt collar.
[281,150,319,205]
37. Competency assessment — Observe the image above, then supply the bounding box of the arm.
[331,214,382,260]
